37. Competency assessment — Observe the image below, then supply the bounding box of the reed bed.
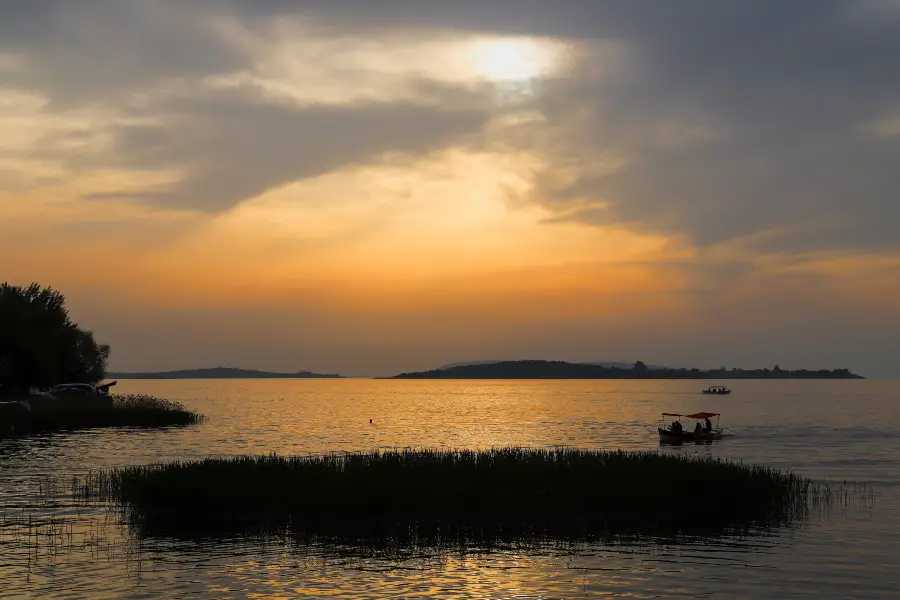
[109,394,203,427]
[0,393,203,438]
[78,448,824,544]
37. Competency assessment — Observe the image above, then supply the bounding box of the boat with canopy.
[658,411,723,443]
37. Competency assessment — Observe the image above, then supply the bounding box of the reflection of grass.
[78,448,826,544]
[0,394,203,438]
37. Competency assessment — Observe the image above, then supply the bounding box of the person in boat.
[669,420,682,434]
[694,422,703,436]
[705,417,713,432]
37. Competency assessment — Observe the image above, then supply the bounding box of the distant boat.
[659,411,723,443]
[702,386,731,395]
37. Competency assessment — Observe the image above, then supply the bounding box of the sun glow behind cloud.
[470,38,561,82]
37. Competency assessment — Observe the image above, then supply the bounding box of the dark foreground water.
[1,379,898,599]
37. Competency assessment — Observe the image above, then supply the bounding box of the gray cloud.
[493,1,900,252]
[534,121,900,250]
[0,0,246,108]
[67,87,488,212]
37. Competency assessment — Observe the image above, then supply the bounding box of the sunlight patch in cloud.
[206,15,576,107]
[470,37,561,82]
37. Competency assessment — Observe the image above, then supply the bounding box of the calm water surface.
[1,379,898,598]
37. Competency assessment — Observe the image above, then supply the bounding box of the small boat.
[659,412,723,443]
[702,385,731,395]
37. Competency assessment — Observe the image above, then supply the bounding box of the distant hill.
[391,360,864,380]
[107,367,343,379]
[438,360,669,370]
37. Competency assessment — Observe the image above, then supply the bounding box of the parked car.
[50,381,117,396]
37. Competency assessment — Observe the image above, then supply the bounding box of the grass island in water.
[80,447,822,545]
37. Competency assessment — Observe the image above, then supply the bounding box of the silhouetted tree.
[0,283,109,389]
[633,360,648,372]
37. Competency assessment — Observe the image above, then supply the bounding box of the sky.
[2,1,899,378]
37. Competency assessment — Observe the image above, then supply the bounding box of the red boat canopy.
[686,412,720,419]
[661,412,720,419]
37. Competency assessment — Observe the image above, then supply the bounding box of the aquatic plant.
[78,448,824,545]
[0,393,203,438]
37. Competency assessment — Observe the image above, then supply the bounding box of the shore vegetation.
[1,393,203,438]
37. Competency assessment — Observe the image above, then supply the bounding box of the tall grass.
[0,393,203,438]
[109,394,203,427]
[79,447,823,545]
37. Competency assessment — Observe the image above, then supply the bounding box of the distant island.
[107,367,343,379]
[437,360,669,371]
[389,360,864,380]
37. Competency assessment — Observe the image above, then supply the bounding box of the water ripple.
[1,378,899,598]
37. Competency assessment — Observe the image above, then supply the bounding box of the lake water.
[1,379,898,599]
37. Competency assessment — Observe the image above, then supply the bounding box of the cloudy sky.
[2,1,899,377]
